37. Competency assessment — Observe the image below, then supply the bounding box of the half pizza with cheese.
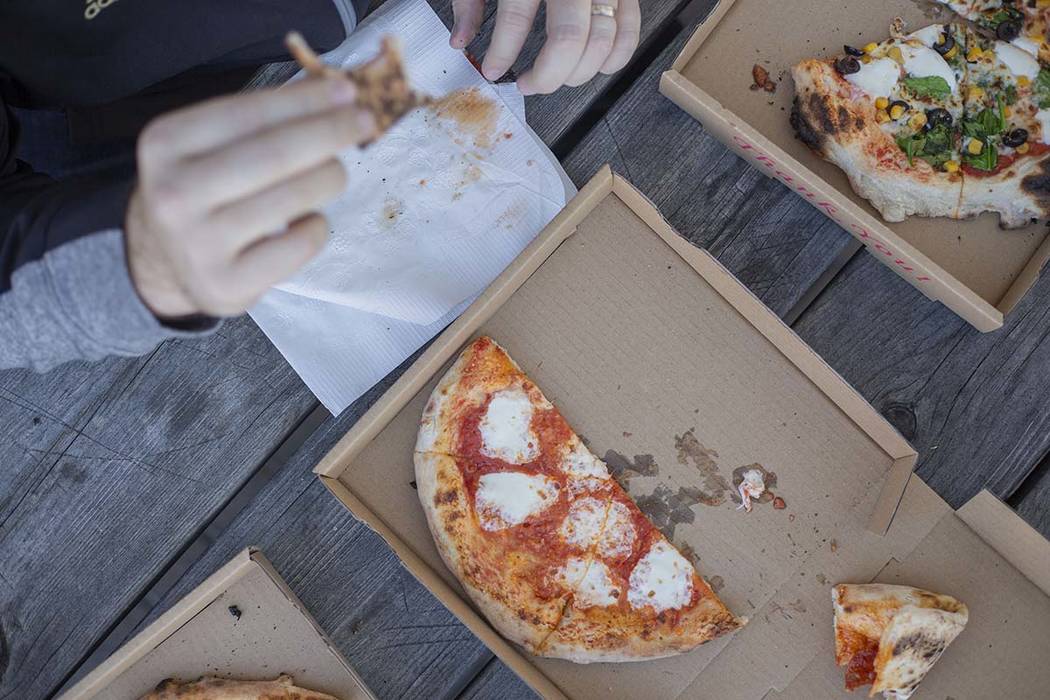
[832,583,968,699]
[414,336,744,662]
[792,16,1050,226]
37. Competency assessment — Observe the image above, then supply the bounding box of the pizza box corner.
[60,547,376,700]
[310,165,1050,698]
[659,0,1050,333]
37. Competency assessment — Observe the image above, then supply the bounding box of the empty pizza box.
[660,0,1050,332]
[61,548,375,700]
[314,167,1050,699]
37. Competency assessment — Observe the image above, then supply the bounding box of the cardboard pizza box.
[660,0,1050,332]
[61,548,375,700]
[313,168,1050,697]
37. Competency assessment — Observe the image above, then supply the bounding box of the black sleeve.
[0,95,218,371]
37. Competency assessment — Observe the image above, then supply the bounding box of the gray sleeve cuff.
[0,230,220,371]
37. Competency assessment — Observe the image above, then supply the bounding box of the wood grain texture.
[792,252,1050,539]
[106,358,496,700]
[0,318,317,699]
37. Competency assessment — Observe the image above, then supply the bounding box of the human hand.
[450,0,641,95]
[126,76,376,319]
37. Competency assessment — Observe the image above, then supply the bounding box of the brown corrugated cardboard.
[660,0,1050,332]
[315,168,1050,698]
[61,548,374,700]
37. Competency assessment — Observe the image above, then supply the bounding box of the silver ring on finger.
[591,3,616,18]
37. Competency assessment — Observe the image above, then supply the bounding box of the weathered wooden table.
[2,1,1049,698]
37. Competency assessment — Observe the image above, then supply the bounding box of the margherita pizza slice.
[792,23,969,222]
[832,583,968,699]
[414,337,743,662]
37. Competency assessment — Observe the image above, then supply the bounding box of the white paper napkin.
[248,0,574,414]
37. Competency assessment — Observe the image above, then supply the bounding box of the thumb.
[451,0,485,49]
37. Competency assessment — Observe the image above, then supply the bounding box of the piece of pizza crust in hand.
[414,336,744,663]
[832,583,968,699]
[138,673,339,700]
[285,32,425,141]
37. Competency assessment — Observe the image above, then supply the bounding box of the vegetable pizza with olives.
[791,12,1050,227]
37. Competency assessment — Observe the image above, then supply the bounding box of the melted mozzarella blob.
[901,45,958,94]
[996,40,1041,80]
[597,501,636,560]
[474,471,558,531]
[1012,36,1041,59]
[574,560,619,608]
[909,25,944,49]
[560,497,606,549]
[561,441,610,479]
[845,57,900,97]
[479,388,539,464]
[628,540,694,612]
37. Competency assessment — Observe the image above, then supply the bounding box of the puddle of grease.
[674,428,730,506]
[603,450,658,487]
[430,87,499,149]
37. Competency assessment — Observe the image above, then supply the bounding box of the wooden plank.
[458,657,535,700]
[791,252,1050,539]
[0,317,318,699]
[1013,456,1050,538]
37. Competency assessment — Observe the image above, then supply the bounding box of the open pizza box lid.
[60,548,375,700]
[312,167,1050,698]
[659,0,1050,332]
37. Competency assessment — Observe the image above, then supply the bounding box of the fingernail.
[329,77,357,105]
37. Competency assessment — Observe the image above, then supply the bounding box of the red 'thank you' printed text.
[730,134,931,283]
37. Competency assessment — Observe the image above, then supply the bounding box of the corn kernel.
[863,42,878,54]
[967,139,984,155]
[861,55,872,64]
[1019,75,1032,88]
[967,46,983,62]
[1005,106,1014,118]
[968,86,985,100]
[1018,142,1031,154]
[876,110,891,124]
[944,43,959,60]
[944,160,960,173]
[909,112,928,129]
[875,96,890,110]
[889,104,906,120]
[888,46,904,64]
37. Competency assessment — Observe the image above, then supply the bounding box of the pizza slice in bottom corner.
[413,336,744,662]
[139,674,339,700]
[832,583,968,699]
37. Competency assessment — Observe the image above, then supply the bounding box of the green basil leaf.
[896,132,924,166]
[903,75,952,100]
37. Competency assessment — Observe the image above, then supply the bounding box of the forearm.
[0,228,218,371]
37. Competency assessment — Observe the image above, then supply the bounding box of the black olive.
[933,33,955,57]
[996,20,1021,41]
[844,45,865,57]
[835,56,861,75]
[925,108,953,128]
[1003,128,1029,147]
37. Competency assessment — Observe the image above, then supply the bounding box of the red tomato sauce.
[963,141,1050,177]
[843,635,880,691]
